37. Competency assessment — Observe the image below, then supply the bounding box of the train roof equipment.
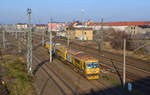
[67,48,82,55]
[75,53,98,61]
[67,49,97,62]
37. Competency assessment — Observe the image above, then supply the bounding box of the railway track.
[73,40,150,72]
[5,34,77,95]
[2,33,113,95]
[31,33,150,94]
[3,32,150,95]
[10,32,127,95]
[54,39,150,95]
[34,45,127,95]
[31,33,129,95]
[57,39,150,73]
[33,55,77,95]
[56,40,150,75]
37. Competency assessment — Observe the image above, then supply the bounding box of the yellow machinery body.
[55,46,100,80]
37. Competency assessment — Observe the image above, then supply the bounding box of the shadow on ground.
[81,76,150,95]
[33,60,49,75]
[33,59,150,95]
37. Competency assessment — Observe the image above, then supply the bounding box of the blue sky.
[0,0,150,24]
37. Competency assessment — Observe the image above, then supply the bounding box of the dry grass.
[0,55,35,95]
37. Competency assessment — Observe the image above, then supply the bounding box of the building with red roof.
[87,21,150,34]
[48,22,66,32]
[88,21,150,26]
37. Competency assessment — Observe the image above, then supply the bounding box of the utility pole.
[13,31,15,36]
[24,31,26,39]
[67,30,70,47]
[27,8,33,75]
[11,30,13,36]
[16,31,17,39]
[42,30,45,47]
[100,18,104,53]
[2,30,5,49]
[18,32,21,53]
[81,8,85,40]
[123,39,126,88]
[49,18,53,63]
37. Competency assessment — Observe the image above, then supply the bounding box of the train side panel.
[67,54,85,73]
[55,45,67,61]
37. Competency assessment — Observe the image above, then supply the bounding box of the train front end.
[45,41,56,54]
[85,60,100,79]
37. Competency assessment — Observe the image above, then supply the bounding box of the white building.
[16,23,28,30]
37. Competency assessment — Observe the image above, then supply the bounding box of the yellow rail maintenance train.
[45,41,100,79]
[45,41,56,55]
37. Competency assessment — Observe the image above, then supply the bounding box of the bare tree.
[110,31,137,50]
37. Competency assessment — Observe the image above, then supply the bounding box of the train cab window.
[86,62,99,69]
